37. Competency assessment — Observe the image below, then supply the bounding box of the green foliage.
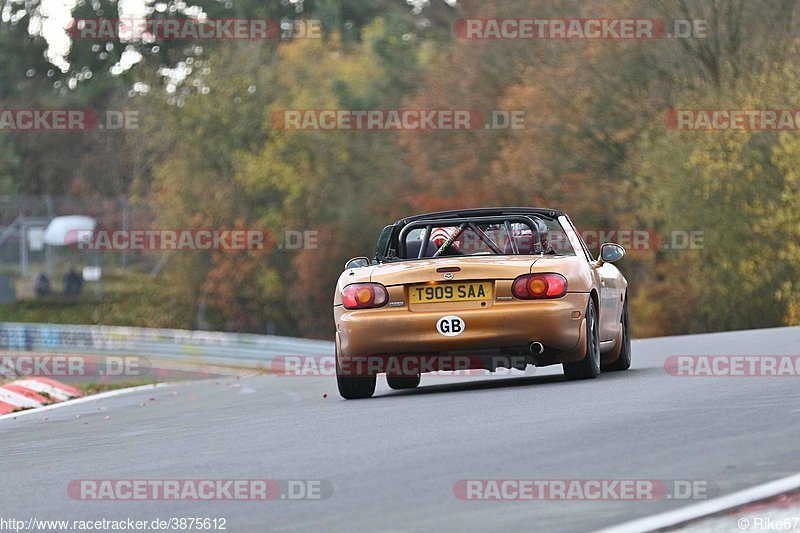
[0,270,195,328]
[630,50,800,332]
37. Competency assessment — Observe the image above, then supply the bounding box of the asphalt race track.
[2,327,799,532]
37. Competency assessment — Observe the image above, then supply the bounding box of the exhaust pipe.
[529,342,544,355]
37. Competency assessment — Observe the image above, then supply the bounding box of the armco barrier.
[0,322,334,368]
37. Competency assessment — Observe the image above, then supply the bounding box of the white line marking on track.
[595,471,800,533]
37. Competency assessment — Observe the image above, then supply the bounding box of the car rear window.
[400,219,576,258]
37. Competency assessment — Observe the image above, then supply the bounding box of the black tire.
[563,297,601,380]
[602,298,631,372]
[386,373,420,390]
[336,348,376,399]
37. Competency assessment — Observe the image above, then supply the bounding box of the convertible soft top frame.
[396,215,546,259]
[375,208,564,262]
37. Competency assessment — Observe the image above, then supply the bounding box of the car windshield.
[398,217,575,259]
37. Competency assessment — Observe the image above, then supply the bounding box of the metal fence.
[0,194,156,278]
[0,322,334,368]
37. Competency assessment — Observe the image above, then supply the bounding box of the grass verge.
[77,378,162,396]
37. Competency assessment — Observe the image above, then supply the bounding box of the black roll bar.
[397,215,543,259]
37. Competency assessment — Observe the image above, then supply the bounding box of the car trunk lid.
[371,256,540,286]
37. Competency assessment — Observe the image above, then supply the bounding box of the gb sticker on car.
[436,315,465,336]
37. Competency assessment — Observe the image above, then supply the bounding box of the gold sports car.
[333,208,630,399]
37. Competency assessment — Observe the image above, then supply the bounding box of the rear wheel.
[563,298,601,380]
[602,298,631,372]
[387,373,420,390]
[336,348,376,399]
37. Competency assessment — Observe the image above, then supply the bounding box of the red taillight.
[511,273,568,299]
[342,283,389,309]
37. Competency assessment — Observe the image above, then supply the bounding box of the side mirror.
[344,257,370,269]
[598,243,625,265]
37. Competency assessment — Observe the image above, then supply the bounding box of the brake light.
[342,283,389,309]
[511,273,568,299]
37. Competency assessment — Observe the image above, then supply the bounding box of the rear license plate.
[409,281,493,304]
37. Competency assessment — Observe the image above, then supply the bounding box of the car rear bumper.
[335,292,589,361]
